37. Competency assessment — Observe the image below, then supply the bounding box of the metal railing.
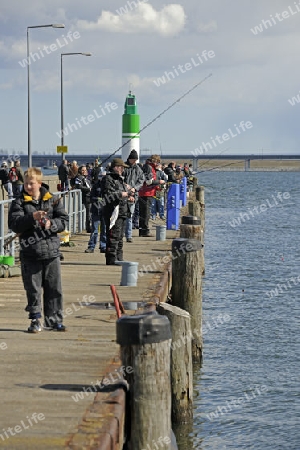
[60,189,85,235]
[0,199,15,257]
[0,189,85,257]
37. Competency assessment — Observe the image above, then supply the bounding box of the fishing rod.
[101,73,213,166]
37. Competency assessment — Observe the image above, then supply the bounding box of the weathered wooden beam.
[171,238,203,362]
[157,303,193,424]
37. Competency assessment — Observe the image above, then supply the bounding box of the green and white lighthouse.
[122,91,140,161]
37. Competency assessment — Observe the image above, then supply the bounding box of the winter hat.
[111,158,129,168]
[128,149,138,160]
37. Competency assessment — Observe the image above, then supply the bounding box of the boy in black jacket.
[8,168,69,333]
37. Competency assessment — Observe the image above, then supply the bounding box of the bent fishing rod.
[101,73,213,166]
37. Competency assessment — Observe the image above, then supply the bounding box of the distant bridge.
[15,153,300,170]
[162,154,300,160]
[158,154,300,171]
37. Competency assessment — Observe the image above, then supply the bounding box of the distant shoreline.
[21,158,300,173]
[162,159,300,172]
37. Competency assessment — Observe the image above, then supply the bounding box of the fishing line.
[101,73,213,166]
[193,160,246,175]
[197,147,231,171]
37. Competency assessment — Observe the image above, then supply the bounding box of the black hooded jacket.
[101,171,129,219]
[123,160,145,199]
[8,184,69,260]
[164,164,177,183]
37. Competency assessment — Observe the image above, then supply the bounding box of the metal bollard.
[116,261,139,286]
[180,215,204,275]
[156,224,167,241]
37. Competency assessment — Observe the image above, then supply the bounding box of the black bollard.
[180,215,204,274]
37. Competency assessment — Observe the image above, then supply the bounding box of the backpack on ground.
[9,167,18,182]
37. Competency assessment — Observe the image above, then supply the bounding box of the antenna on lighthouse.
[122,90,140,162]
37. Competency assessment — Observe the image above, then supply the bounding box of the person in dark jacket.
[0,161,13,199]
[74,165,92,233]
[138,155,166,237]
[58,159,70,191]
[10,160,25,197]
[85,170,106,253]
[164,161,177,183]
[8,167,69,333]
[151,162,168,220]
[102,158,134,265]
[123,149,145,242]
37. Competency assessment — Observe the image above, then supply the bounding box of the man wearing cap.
[183,162,194,190]
[102,158,135,265]
[123,149,145,243]
[138,154,166,237]
[0,161,13,199]
[175,165,183,182]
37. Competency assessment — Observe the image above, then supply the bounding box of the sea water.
[176,171,300,450]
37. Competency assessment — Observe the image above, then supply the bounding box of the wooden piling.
[171,238,203,362]
[189,186,205,231]
[192,176,198,191]
[157,303,193,423]
[195,186,205,205]
[188,199,201,218]
[117,312,173,449]
[180,215,205,275]
[196,185,205,230]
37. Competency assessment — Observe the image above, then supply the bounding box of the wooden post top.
[116,311,171,346]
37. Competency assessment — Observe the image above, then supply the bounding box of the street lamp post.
[27,23,65,168]
[60,53,92,160]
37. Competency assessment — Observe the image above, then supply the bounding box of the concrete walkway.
[0,225,175,449]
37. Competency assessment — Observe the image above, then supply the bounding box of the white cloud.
[197,20,217,33]
[77,3,186,36]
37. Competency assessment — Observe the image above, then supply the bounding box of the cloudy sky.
[1,0,300,159]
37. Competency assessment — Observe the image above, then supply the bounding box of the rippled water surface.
[176,172,300,450]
